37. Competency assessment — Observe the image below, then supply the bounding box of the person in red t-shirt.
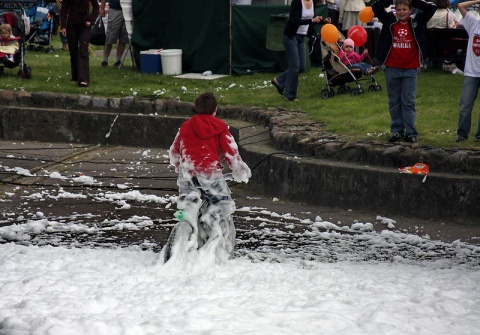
[169,92,251,259]
[373,0,436,143]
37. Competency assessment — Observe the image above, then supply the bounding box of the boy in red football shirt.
[373,0,436,144]
[169,92,251,259]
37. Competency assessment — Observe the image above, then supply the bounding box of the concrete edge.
[0,90,479,222]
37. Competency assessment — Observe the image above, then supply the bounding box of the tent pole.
[229,0,232,75]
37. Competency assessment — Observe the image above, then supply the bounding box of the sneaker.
[388,131,402,143]
[451,68,464,75]
[456,135,467,143]
[404,135,417,143]
[365,66,378,75]
[101,61,108,67]
[271,78,284,96]
[113,60,121,67]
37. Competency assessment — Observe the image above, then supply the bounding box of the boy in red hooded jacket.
[169,92,251,260]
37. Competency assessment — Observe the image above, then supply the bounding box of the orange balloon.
[359,7,374,23]
[321,24,339,44]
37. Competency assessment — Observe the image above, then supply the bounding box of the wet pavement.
[0,140,479,266]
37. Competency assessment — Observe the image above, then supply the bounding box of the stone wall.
[1,89,478,176]
[1,89,480,222]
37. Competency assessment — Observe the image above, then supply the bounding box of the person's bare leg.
[114,42,126,67]
[102,44,113,66]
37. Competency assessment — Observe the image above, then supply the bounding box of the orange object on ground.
[399,163,429,175]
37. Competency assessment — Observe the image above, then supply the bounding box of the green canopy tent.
[131,0,328,74]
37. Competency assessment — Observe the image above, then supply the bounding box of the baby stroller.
[310,33,381,99]
[0,10,32,78]
[26,0,54,53]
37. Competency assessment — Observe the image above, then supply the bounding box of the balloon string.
[362,47,375,65]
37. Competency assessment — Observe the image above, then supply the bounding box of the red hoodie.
[169,114,242,179]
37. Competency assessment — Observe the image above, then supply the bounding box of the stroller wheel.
[321,88,332,99]
[338,86,348,94]
[25,66,32,79]
[17,69,25,78]
[351,88,362,97]
[368,85,376,92]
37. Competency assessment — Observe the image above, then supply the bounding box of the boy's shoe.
[271,78,284,96]
[113,60,121,67]
[388,131,403,143]
[101,61,108,67]
[456,135,467,143]
[404,135,417,143]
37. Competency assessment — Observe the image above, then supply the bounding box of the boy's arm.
[412,0,436,21]
[219,130,251,183]
[372,0,392,23]
[458,0,480,17]
[169,130,181,173]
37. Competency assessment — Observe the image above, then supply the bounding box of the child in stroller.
[317,35,381,99]
[0,23,19,64]
[338,38,379,76]
[0,11,31,78]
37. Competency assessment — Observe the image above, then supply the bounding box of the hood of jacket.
[188,114,228,140]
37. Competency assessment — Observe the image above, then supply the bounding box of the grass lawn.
[1,39,474,149]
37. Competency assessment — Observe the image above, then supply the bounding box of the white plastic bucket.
[119,0,133,40]
[160,49,182,75]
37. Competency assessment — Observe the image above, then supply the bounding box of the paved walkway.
[1,140,479,245]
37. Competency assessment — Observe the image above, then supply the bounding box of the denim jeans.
[276,34,306,100]
[457,76,480,139]
[384,67,419,138]
[349,62,371,74]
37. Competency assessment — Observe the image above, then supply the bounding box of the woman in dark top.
[271,0,329,101]
[60,0,99,87]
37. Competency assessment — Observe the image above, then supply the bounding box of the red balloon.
[347,25,368,47]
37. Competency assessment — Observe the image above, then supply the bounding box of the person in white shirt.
[455,0,480,142]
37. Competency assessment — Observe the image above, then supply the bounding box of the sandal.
[271,78,284,96]
[79,82,88,87]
